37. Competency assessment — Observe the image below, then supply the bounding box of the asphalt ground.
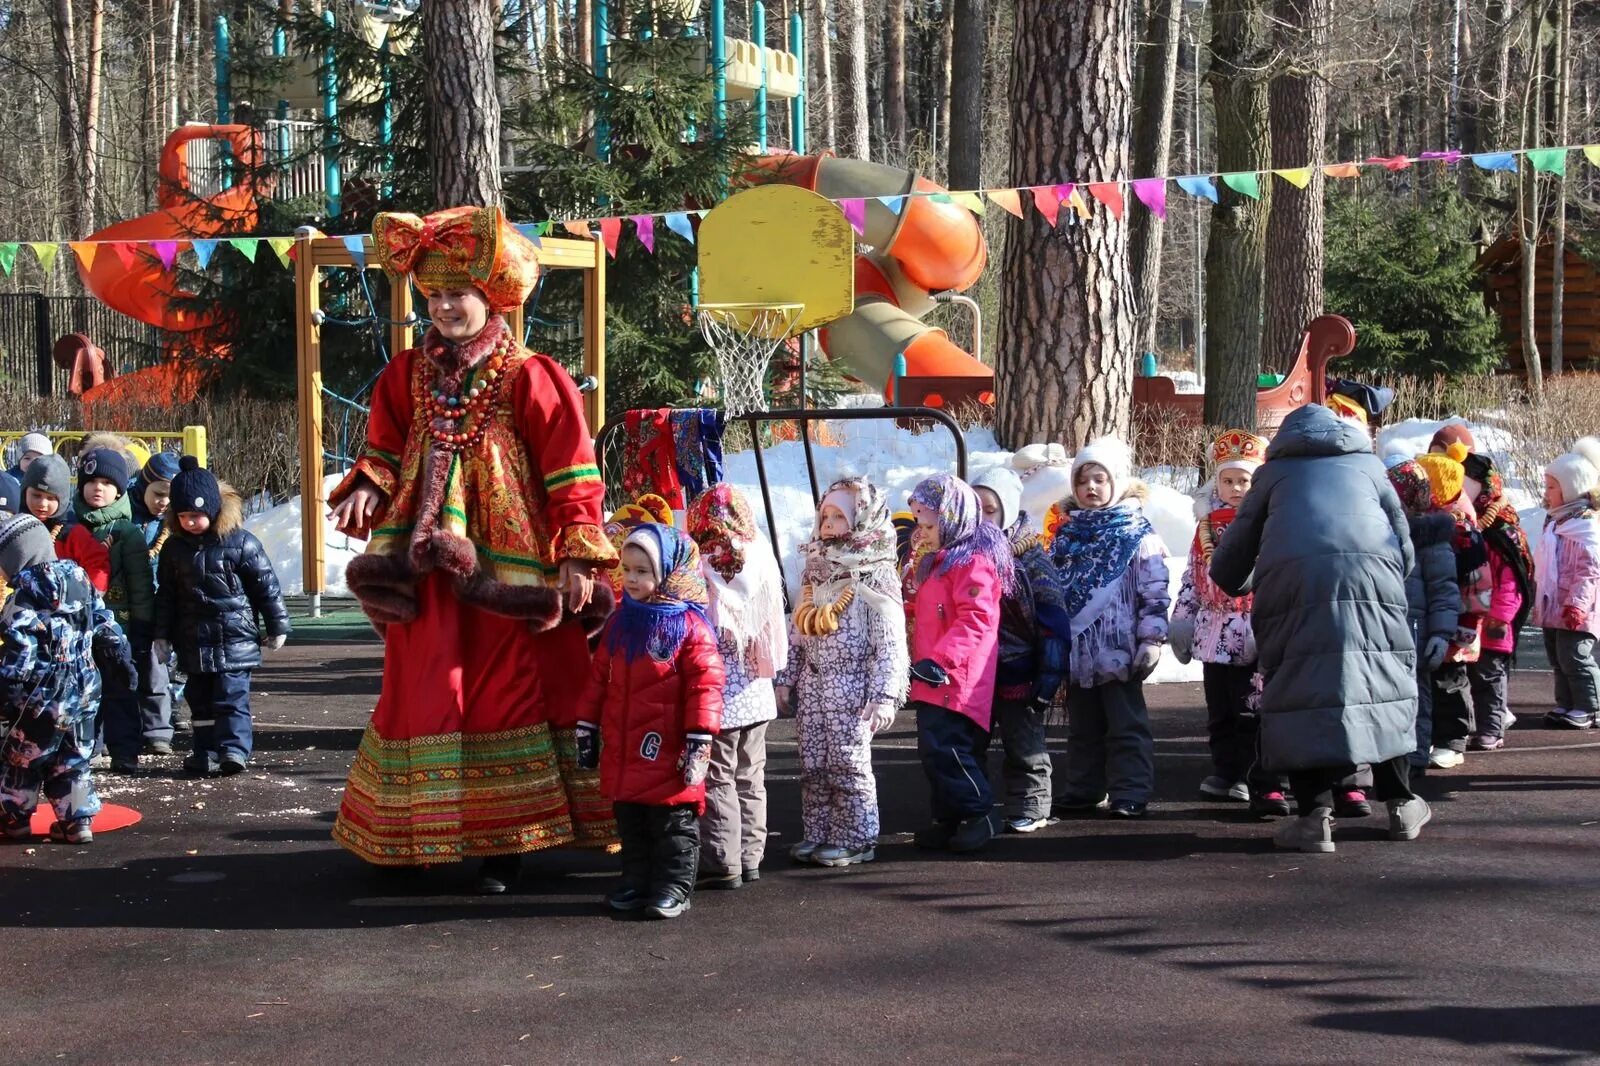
[3,631,1599,1065]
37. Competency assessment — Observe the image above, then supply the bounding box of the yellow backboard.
[697,184,855,333]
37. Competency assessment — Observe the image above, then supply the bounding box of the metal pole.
[710,0,727,137]
[322,10,342,217]
[379,34,394,200]
[789,9,805,152]
[754,1,767,153]
[933,292,982,362]
[272,25,290,164]
[215,16,233,190]
[594,0,611,162]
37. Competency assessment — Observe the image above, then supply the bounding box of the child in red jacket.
[578,524,723,920]
[22,455,109,593]
[906,474,1010,855]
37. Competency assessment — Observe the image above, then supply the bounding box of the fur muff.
[345,552,420,631]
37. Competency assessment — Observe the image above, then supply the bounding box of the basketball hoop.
[696,302,804,418]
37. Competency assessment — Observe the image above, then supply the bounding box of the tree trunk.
[835,0,870,158]
[576,0,592,70]
[146,0,162,205]
[946,0,986,189]
[82,0,104,234]
[49,0,87,238]
[1128,0,1181,356]
[996,0,1135,450]
[1203,0,1272,430]
[938,0,955,170]
[1549,0,1571,375]
[1261,0,1329,372]
[423,0,504,208]
[1516,0,1543,395]
[807,0,836,150]
[884,0,906,155]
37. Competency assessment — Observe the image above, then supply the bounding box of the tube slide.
[77,125,261,407]
[753,154,991,403]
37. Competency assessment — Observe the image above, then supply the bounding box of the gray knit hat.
[22,453,71,502]
[0,513,54,579]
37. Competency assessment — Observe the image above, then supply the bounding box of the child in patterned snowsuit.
[777,477,907,868]
[0,514,132,844]
[687,485,787,888]
[1046,438,1170,819]
[971,467,1067,833]
[1415,443,1495,769]
[1170,429,1289,816]
[906,474,1010,854]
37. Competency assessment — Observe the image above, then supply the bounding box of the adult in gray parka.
[1209,404,1433,853]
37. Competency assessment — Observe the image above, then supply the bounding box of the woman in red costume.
[328,206,617,893]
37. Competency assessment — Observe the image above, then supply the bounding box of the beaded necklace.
[414,332,516,453]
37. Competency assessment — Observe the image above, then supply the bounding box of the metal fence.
[0,294,163,395]
[184,119,327,203]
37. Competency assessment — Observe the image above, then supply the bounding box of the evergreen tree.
[1325,184,1506,379]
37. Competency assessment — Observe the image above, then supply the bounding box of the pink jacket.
[1533,503,1600,634]
[1481,551,1524,653]
[908,553,1001,730]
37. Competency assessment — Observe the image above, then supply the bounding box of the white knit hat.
[973,466,1025,529]
[1548,437,1600,505]
[1072,437,1134,501]
[17,432,51,458]
[622,527,663,582]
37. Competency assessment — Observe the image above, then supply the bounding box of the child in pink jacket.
[1536,439,1600,729]
[1461,452,1535,747]
[906,474,1009,855]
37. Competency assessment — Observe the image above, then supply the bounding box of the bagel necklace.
[418,332,515,452]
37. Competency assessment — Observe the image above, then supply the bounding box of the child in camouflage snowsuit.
[0,514,133,844]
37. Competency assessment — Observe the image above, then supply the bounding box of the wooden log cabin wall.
[1480,238,1600,373]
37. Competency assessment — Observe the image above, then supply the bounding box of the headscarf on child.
[1463,451,1536,637]
[799,476,900,637]
[907,474,1015,595]
[610,524,708,664]
[1050,441,1155,639]
[1384,455,1435,516]
[1190,429,1267,612]
[687,485,787,677]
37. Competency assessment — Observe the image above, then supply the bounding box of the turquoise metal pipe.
[754,1,767,153]
[379,36,394,201]
[593,0,611,162]
[321,10,341,216]
[789,10,805,152]
[215,16,232,189]
[710,0,726,135]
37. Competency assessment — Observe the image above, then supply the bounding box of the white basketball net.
[696,304,803,418]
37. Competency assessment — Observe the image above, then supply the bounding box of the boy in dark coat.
[0,514,132,844]
[1210,404,1431,853]
[154,458,290,777]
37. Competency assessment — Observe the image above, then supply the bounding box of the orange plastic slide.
[77,125,262,408]
[754,153,992,405]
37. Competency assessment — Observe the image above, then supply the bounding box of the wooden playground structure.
[292,232,607,611]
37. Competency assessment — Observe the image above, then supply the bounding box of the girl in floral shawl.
[1461,451,1536,746]
[776,477,907,868]
[686,485,787,888]
[1047,438,1170,819]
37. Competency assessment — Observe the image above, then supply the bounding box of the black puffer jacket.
[154,484,290,673]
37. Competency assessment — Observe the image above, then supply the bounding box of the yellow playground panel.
[1,427,207,470]
[697,184,855,333]
[293,231,607,608]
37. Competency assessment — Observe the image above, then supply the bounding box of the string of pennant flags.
[3,142,1598,278]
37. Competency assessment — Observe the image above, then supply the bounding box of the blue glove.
[575,721,600,770]
[92,628,136,692]
[910,659,950,686]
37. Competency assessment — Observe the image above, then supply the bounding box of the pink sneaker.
[1334,789,1372,818]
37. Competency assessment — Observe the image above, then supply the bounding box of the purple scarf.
[908,474,1015,594]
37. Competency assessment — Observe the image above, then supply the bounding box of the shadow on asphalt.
[1310,1004,1600,1058]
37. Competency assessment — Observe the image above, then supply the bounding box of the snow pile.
[245,473,361,597]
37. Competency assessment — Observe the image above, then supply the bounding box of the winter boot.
[1388,798,1432,841]
[1273,807,1335,854]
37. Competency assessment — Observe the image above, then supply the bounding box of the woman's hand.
[560,559,596,613]
[330,485,383,536]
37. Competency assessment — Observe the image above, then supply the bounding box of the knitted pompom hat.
[1429,422,1476,455]
[0,513,54,578]
[1072,437,1134,502]
[170,455,222,521]
[77,447,130,498]
[1547,437,1600,505]
[1413,441,1470,508]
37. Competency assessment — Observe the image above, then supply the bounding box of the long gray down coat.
[1209,405,1418,773]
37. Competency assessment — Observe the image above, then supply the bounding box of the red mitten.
[1563,605,1589,632]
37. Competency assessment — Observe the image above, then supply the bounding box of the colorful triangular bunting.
[112,242,139,270]
[1067,186,1091,220]
[514,222,543,247]
[598,216,622,258]
[1087,182,1125,220]
[0,243,16,276]
[633,215,656,254]
[1323,162,1362,179]
[1470,152,1517,172]
[562,220,591,239]
[1131,178,1167,220]
[1220,172,1262,200]
[29,242,58,272]
[664,212,696,244]
[70,242,97,270]
[985,188,1025,219]
[229,237,260,262]
[950,191,986,215]
[840,198,866,237]
[153,240,180,271]
[1029,186,1061,228]
[192,238,218,269]
[267,237,294,267]
[1176,175,1219,203]
[1366,155,1411,172]
[1274,167,1312,189]
[342,235,368,269]
[1527,148,1567,175]
[1585,145,1600,168]
[876,195,907,215]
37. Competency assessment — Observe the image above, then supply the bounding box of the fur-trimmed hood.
[1055,479,1150,515]
[1408,509,1456,551]
[165,481,244,539]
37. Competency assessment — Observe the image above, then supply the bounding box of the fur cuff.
[346,553,420,630]
[454,571,565,631]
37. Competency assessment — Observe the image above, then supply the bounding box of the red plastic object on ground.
[27,802,142,837]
